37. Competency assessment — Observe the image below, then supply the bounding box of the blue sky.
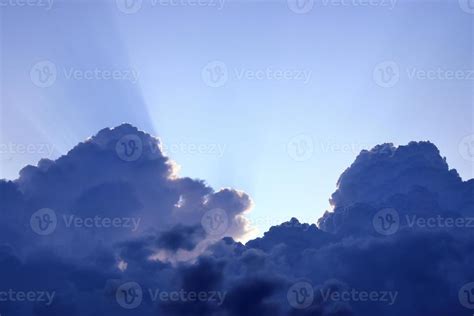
[1,0,473,236]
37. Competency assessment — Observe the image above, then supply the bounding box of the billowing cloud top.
[1,125,473,315]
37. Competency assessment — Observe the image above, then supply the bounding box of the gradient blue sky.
[1,0,473,235]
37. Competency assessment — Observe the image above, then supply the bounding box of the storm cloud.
[1,125,473,315]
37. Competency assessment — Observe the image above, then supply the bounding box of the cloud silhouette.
[1,125,473,315]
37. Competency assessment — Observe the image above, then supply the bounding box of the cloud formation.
[1,125,473,315]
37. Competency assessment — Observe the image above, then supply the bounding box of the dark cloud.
[1,125,473,315]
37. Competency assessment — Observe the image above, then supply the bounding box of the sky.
[1,0,473,236]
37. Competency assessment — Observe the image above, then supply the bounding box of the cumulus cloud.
[1,125,473,315]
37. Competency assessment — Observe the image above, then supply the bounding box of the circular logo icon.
[373,208,399,235]
[459,0,474,14]
[30,60,57,88]
[116,134,143,162]
[201,61,228,88]
[287,281,314,309]
[458,134,474,162]
[201,208,229,237]
[373,61,399,88]
[459,282,474,309]
[116,282,143,309]
[30,208,57,235]
[116,0,143,14]
[287,134,314,162]
[287,0,314,14]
